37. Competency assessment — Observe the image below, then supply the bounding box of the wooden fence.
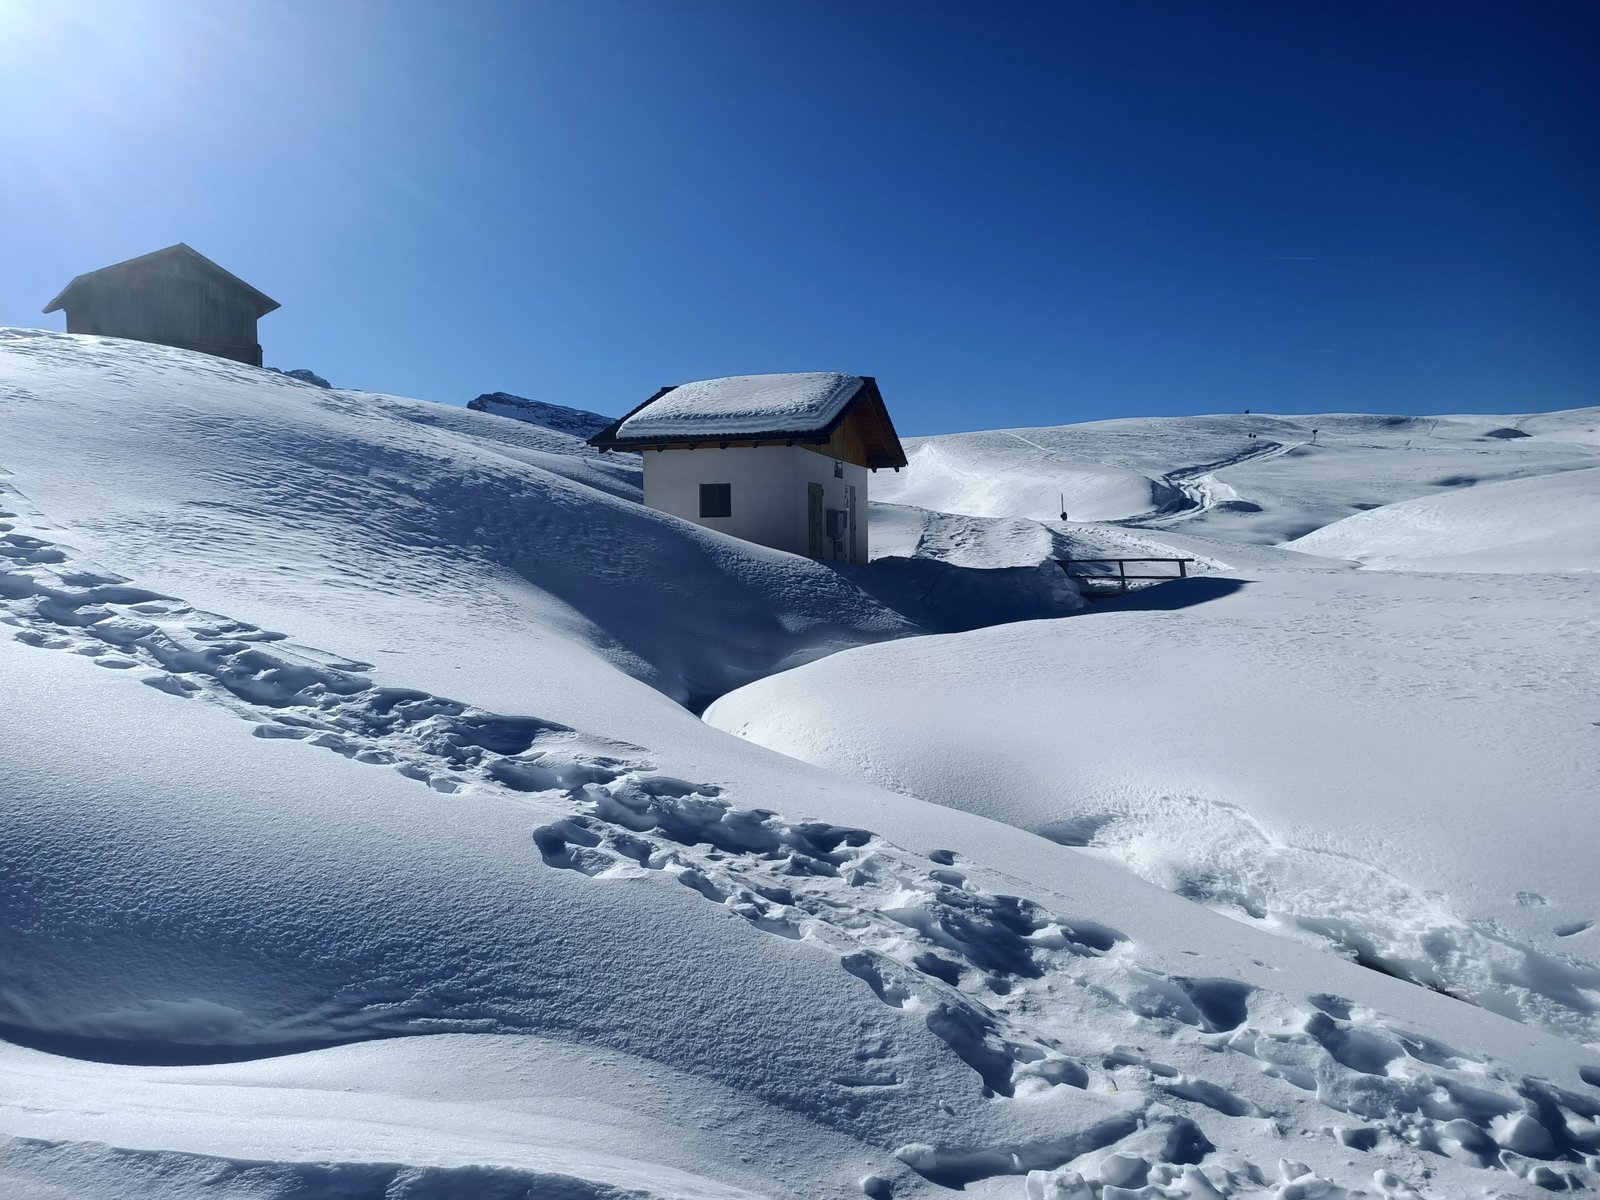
[1056,557,1196,596]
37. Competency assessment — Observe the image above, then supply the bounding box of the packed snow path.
[1125,441,1301,528]
[5,489,1600,1196]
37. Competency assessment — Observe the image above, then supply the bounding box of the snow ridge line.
[2,502,1598,1194]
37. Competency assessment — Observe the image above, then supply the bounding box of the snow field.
[705,568,1600,1044]
[3,492,1598,1197]
[4,331,1600,1197]
[876,410,1600,550]
[741,420,1600,966]
[713,400,1600,1193]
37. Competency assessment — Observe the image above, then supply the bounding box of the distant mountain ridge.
[266,367,332,388]
[467,391,612,439]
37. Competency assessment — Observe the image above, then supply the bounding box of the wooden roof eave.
[841,377,909,470]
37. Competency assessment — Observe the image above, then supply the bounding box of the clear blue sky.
[2,1,1595,434]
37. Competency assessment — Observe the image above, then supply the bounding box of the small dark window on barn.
[699,483,732,518]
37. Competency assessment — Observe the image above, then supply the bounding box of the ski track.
[1003,431,1054,455]
[975,431,1299,531]
[1126,441,1301,529]
[4,486,1600,1197]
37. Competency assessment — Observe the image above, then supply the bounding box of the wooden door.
[807,482,824,558]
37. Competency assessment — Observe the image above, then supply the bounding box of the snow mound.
[613,372,862,439]
[1286,467,1600,571]
[466,390,613,438]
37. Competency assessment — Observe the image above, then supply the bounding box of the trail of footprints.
[3,493,1598,1197]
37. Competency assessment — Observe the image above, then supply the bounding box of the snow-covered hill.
[1286,468,1600,573]
[4,332,1599,1199]
[871,411,1600,563]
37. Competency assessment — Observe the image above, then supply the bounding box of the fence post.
[1179,559,1187,578]
[1118,561,1128,594]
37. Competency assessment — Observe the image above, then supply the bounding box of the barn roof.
[589,373,908,469]
[43,243,280,317]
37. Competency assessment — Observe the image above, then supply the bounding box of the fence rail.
[1056,557,1196,596]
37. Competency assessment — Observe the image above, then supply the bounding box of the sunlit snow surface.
[3,330,1599,1199]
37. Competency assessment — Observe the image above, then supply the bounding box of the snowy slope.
[6,592,1598,1199]
[716,406,1600,1057]
[706,571,1600,1036]
[0,330,921,713]
[873,411,1600,557]
[1286,468,1600,572]
[5,333,1600,1199]
[710,403,1600,1194]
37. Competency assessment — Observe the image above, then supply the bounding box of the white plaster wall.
[642,446,870,563]
[789,448,870,564]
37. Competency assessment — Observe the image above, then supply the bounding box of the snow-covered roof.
[591,371,908,469]
[612,373,865,440]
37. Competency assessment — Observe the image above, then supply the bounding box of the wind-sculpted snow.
[5,512,1600,1196]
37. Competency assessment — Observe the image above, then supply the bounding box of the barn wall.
[643,446,869,563]
[64,259,264,365]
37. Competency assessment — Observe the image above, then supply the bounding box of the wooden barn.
[589,373,906,564]
[43,243,279,366]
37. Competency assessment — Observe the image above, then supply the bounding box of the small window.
[833,459,844,478]
[699,483,732,518]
